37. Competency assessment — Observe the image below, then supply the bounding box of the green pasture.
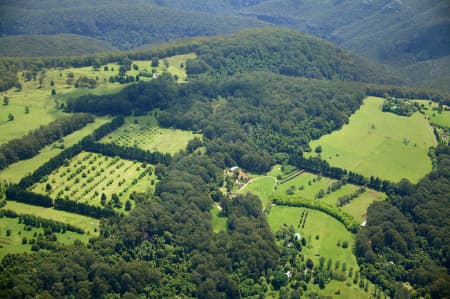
[0,53,193,145]
[211,204,227,233]
[0,217,89,260]
[30,152,156,211]
[308,279,377,299]
[100,113,202,155]
[341,189,386,222]
[3,201,99,235]
[414,99,450,128]
[0,117,110,183]
[268,206,358,269]
[275,173,335,199]
[238,176,277,207]
[306,96,436,183]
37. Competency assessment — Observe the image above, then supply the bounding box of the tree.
[25,106,30,114]
[45,183,52,193]
[151,57,159,67]
[51,89,56,96]
[100,193,107,206]
[315,145,322,154]
[271,271,288,290]
[3,96,9,106]
[125,200,132,211]
[8,113,14,121]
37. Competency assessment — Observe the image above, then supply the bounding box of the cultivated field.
[30,152,157,211]
[306,96,436,183]
[0,117,110,183]
[100,113,202,154]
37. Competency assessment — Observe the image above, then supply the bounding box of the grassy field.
[306,96,436,183]
[3,201,99,235]
[0,53,193,145]
[0,217,90,259]
[0,117,110,183]
[211,204,227,233]
[340,189,386,222]
[100,113,202,155]
[30,152,157,211]
[238,176,276,207]
[415,100,450,128]
[268,206,358,268]
[267,204,384,298]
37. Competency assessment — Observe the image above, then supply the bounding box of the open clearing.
[306,96,436,183]
[3,201,99,235]
[268,206,358,268]
[414,99,450,128]
[0,217,89,259]
[0,117,110,183]
[0,53,193,144]
[267,206,380,297]
[100,113,202,155]
[30,152,157,212]
[211,204,227,233]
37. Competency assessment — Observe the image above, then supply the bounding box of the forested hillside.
[1,0,449,88]
[0,35,113,57]
[0,2,266,50]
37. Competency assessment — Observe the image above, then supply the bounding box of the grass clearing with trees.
[0,117,110,183]
[306,96,436,183]
[100,113,202,155]
[3,201,99,235]
[211,204,227,233]
[30,152,157,212]
[268,205,379,298]
[0,53,193,144]
[0,217,90,259]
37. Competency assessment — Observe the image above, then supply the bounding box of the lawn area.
[3,201,99,235]
[0,117,110,183]
[268,206,358,269]
[341,189,386,222]
[0,217,90,260]
[275,172,335,200]
[306,96,436,183]
[238,176,277,207]
[211,204,227,233]
[30,152,157,212]
[100,113,202,155]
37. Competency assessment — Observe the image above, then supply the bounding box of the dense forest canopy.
[0,4,449,298]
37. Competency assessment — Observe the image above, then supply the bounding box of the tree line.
[0,113,94,170]
[0,209,84,234]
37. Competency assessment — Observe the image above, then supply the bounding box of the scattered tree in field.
[51,89,56,96]
[45,183,52,193]
[3,96,9,106]
[101,193,107,206]
[151,57,159,67]
[125,200,132,211]
[315,145,322,154]
[8,113,14,121]
[25,106,30,114]
[50,80,54,86]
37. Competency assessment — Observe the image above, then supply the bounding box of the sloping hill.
[0,34,113,57]
[242,0,450,67]
[0,3,267,50]
[188,28,401,84]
